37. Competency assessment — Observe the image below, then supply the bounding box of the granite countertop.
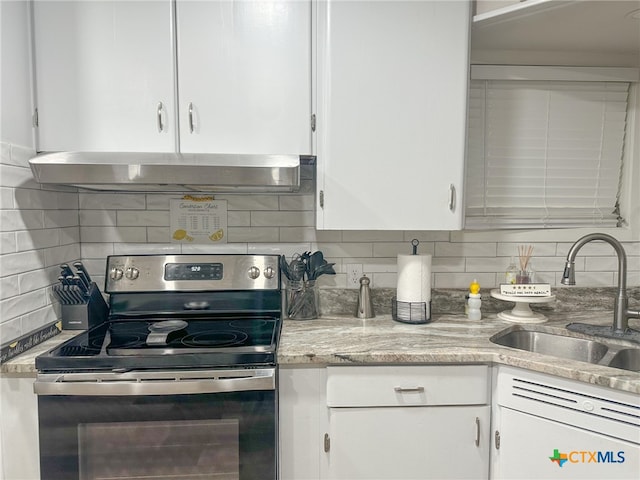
[278,310,640,394]
[3,288,639,395]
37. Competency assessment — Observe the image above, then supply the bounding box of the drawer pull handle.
[475,417,480,447]
[394,386,425,393]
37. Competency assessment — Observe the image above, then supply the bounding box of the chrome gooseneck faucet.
[562,233,640,338]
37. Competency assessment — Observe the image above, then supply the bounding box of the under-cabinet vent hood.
[28,152,305,192]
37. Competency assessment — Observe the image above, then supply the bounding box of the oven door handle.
[34,368,276,396]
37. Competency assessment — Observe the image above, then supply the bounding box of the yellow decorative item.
[469,279,480,295]
[209,229,224,241]
[172,229,193,241]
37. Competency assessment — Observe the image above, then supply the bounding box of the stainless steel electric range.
[35,254,282,480]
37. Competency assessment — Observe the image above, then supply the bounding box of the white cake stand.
[490,289,555,324]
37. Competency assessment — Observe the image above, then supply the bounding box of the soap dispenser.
[467,279,482,321]
[355,276,375,319]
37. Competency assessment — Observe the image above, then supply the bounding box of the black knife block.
[61,283,109,330]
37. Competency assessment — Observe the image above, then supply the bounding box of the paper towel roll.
[396,254,432,303]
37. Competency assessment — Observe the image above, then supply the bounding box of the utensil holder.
[61,283,109,330]
[392,297,431,324]
[286,280,319,320]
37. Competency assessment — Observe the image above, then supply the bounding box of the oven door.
[34,368,276,480]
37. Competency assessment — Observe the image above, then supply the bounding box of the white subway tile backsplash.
[0,232,16,254]
[21,304,58,336]
[146,226,171,243]
[227,227,279,243]
[496,242,558,258]
[80,210,117,226]
[373,242,435,257]
[80,226,147,243]
[60,226,81,245]
[112,243,181,255]
[43,244,81,268]
[80,242,115,259]
[223,195,279,211]
[249,243,310,257]
[0,187,15,209]
[0,250,46,276]
[43,210,80,228]
[343,231,404,242]
[228,211,251,227]
[279,194,314,211]
[0,288,47,320]
[251,210,315,227]
[314,242,373,258]
[279,227,342,243]
[14,188,60,209]
[117,210,169,227]
[16,229,61,251]
[79,192,146,210]
[435,242,497,257]
[19,267,58,294]
[0,210,44,231]
[182,244,248,254]
[0,317,22,345]
[432,256,465,273]
[0,275,19,300]
[403,231,451,242]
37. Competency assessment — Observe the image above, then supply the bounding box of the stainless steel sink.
[490,328,609,363]
[608,349,640,372]
[491,326,640,372]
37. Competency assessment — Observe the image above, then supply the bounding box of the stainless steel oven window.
[78,419,240,479]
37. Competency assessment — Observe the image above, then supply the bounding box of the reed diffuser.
[516,245,534,284]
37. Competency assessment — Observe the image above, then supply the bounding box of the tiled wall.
[0,143,80,345]
[1,141,639,346]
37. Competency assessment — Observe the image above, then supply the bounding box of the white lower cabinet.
[0,376,40,480]
[279,364,491,480]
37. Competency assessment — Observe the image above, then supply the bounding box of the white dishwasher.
[491,366,640,480]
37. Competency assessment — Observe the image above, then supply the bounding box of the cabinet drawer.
[327,365,489,407]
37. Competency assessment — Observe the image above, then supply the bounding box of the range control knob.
[264,266,275,279]
[248,266,261,280]
[110,267,124,281]
[125,267,140,280]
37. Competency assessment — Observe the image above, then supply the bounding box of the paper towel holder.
[411,238,419,254]
[392,297,431,324]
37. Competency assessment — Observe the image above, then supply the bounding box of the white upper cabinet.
[315,0,471,230]
[33,1,176,152]
[32,0,312,155]
[176,1,312,154]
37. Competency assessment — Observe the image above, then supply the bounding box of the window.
[465,67,632,229]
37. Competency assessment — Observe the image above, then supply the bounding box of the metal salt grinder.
[355,275,375,319]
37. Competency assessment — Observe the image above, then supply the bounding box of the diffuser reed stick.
[518,245,533,271]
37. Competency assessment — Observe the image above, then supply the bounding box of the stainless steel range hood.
[28,152,305,192]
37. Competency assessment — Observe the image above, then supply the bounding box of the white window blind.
[465,79,629,229]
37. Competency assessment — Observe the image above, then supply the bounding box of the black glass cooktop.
[36,316,281,372]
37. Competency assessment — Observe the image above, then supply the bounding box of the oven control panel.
[105,254,280,293]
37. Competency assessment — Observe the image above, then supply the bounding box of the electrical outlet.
[346,264,363,288]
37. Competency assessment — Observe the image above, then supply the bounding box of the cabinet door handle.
[448,184,456,211]
[188,102,195,134]
[394,386,424,393]
[475,417,480,447]
[157,102,165,133]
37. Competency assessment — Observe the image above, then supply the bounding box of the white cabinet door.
[33,1,176,152]
[278,367,326,480]
[326,405,490,480]
[176,0,312,155]
[0,376,40,480]
[316,0,471,230]
[493,407,640,480]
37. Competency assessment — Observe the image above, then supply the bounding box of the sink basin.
[490,329,609,364]
[608,349,640,372]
